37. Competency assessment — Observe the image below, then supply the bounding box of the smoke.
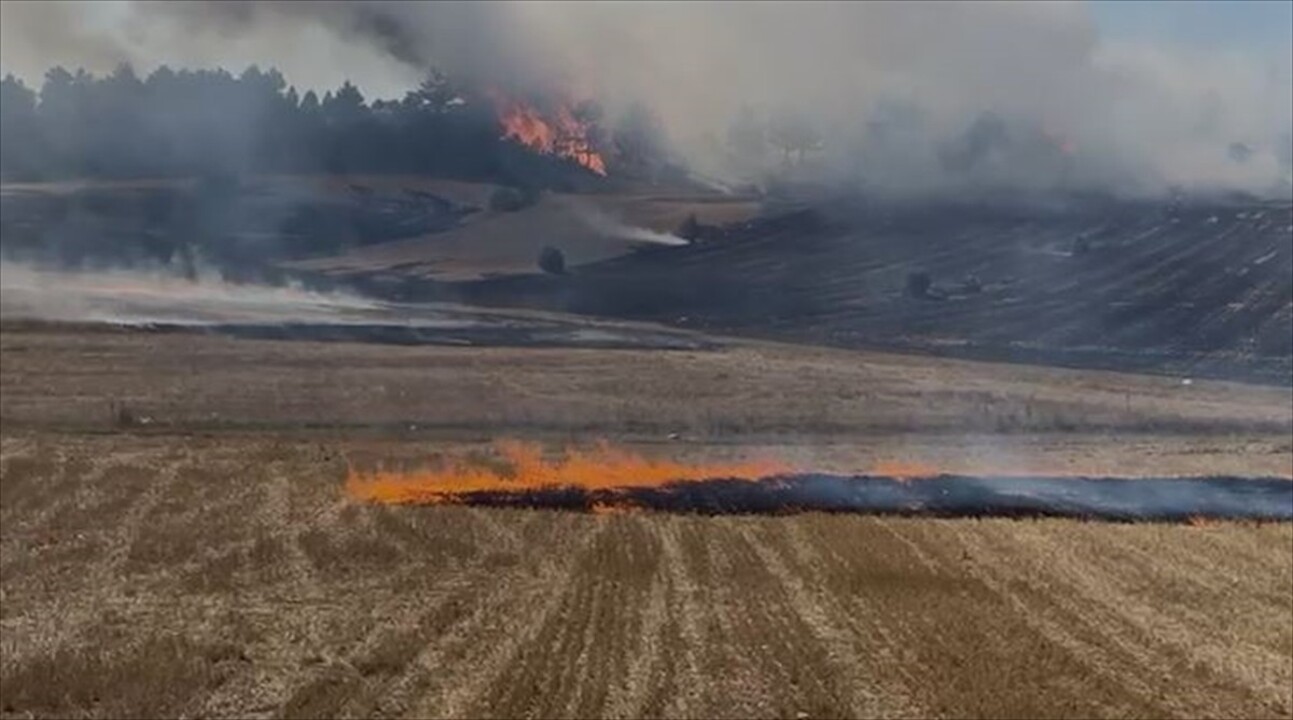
[344,439,1293,520]
[0,261,382,326]
[557,196,689,246]
[2,0,1291,196]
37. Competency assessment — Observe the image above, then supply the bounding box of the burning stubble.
[345,440,790,504]
[345,440,1293,522]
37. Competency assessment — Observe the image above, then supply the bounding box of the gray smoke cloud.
[2,0,1290,197]
[0,260,382,326]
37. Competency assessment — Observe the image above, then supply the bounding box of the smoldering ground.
[392,474,1293,522]
[0,262,716,350]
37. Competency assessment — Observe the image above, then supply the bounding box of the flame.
[346,440,788,505]
[492,92,607,176]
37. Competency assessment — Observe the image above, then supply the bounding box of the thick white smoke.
[0,262,383,326]
[2,0,1290,196]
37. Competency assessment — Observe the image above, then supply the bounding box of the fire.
[492,92,607,176]
[346,440,788,506]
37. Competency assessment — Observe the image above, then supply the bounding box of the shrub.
[489,186,538,212]
[538,245,566,275]
[906,270,932,298]
[676,213,702,241]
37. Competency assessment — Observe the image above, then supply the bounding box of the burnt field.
[6,178,1289,385]
[435,197,1293,384]
[366,474,1293,522]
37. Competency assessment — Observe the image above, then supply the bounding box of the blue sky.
[1090,0,1293,50]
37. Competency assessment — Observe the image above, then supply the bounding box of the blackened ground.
[0,179,477,281]
[425,198,1293,385]
[439,474,1293,521]
[190,321,716,350]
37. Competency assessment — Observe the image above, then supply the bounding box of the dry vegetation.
[3,323,1290,451]
[1,322,1291,718]
[285,178,761,281]
[1,435,1290,719]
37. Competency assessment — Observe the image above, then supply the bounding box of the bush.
[110,399,135,428]
[676,213,702,241]
[538,245,566,275]
[489,186,538,212]
[906,270,932,298]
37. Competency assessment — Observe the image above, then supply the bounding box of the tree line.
[0,64,673,184]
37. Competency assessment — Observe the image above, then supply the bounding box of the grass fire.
[2,2,1291,718]
[346,441,1293,522]
[345,440,788,504]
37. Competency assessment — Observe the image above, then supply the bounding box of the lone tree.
[538,245,566,275]
[906,270,932,298]
[676,213,702,241]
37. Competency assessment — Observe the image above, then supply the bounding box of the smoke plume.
[0,261,380,326]
[2,0,1291,196]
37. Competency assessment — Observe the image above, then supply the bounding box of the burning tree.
[492,91,608,176]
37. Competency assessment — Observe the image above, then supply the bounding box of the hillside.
[435,197,1293,384]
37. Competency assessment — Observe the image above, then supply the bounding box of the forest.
[0,64,652,185]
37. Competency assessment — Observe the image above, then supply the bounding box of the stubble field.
[1,322,1291,718]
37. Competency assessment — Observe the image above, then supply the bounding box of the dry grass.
[1,324,1291,717]
[1,435,1290,719]
[2,324,1289,471]
[285,184,759,281]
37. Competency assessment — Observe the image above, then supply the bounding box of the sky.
[1090,0,1293,50]
[3,1,1290,97]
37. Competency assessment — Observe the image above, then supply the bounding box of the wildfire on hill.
[491,91,608,176]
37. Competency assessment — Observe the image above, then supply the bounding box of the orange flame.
[492,92,607,176]
[346,440,788,505]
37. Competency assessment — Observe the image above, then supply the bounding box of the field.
[0,176,760,283]
[2,322,1291,718]
[455,198,1293,384]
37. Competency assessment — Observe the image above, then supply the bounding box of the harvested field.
[3,323,1290,450]
[1,434,1291,719]
[0,176,760,283]
[1,322,1291,718]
